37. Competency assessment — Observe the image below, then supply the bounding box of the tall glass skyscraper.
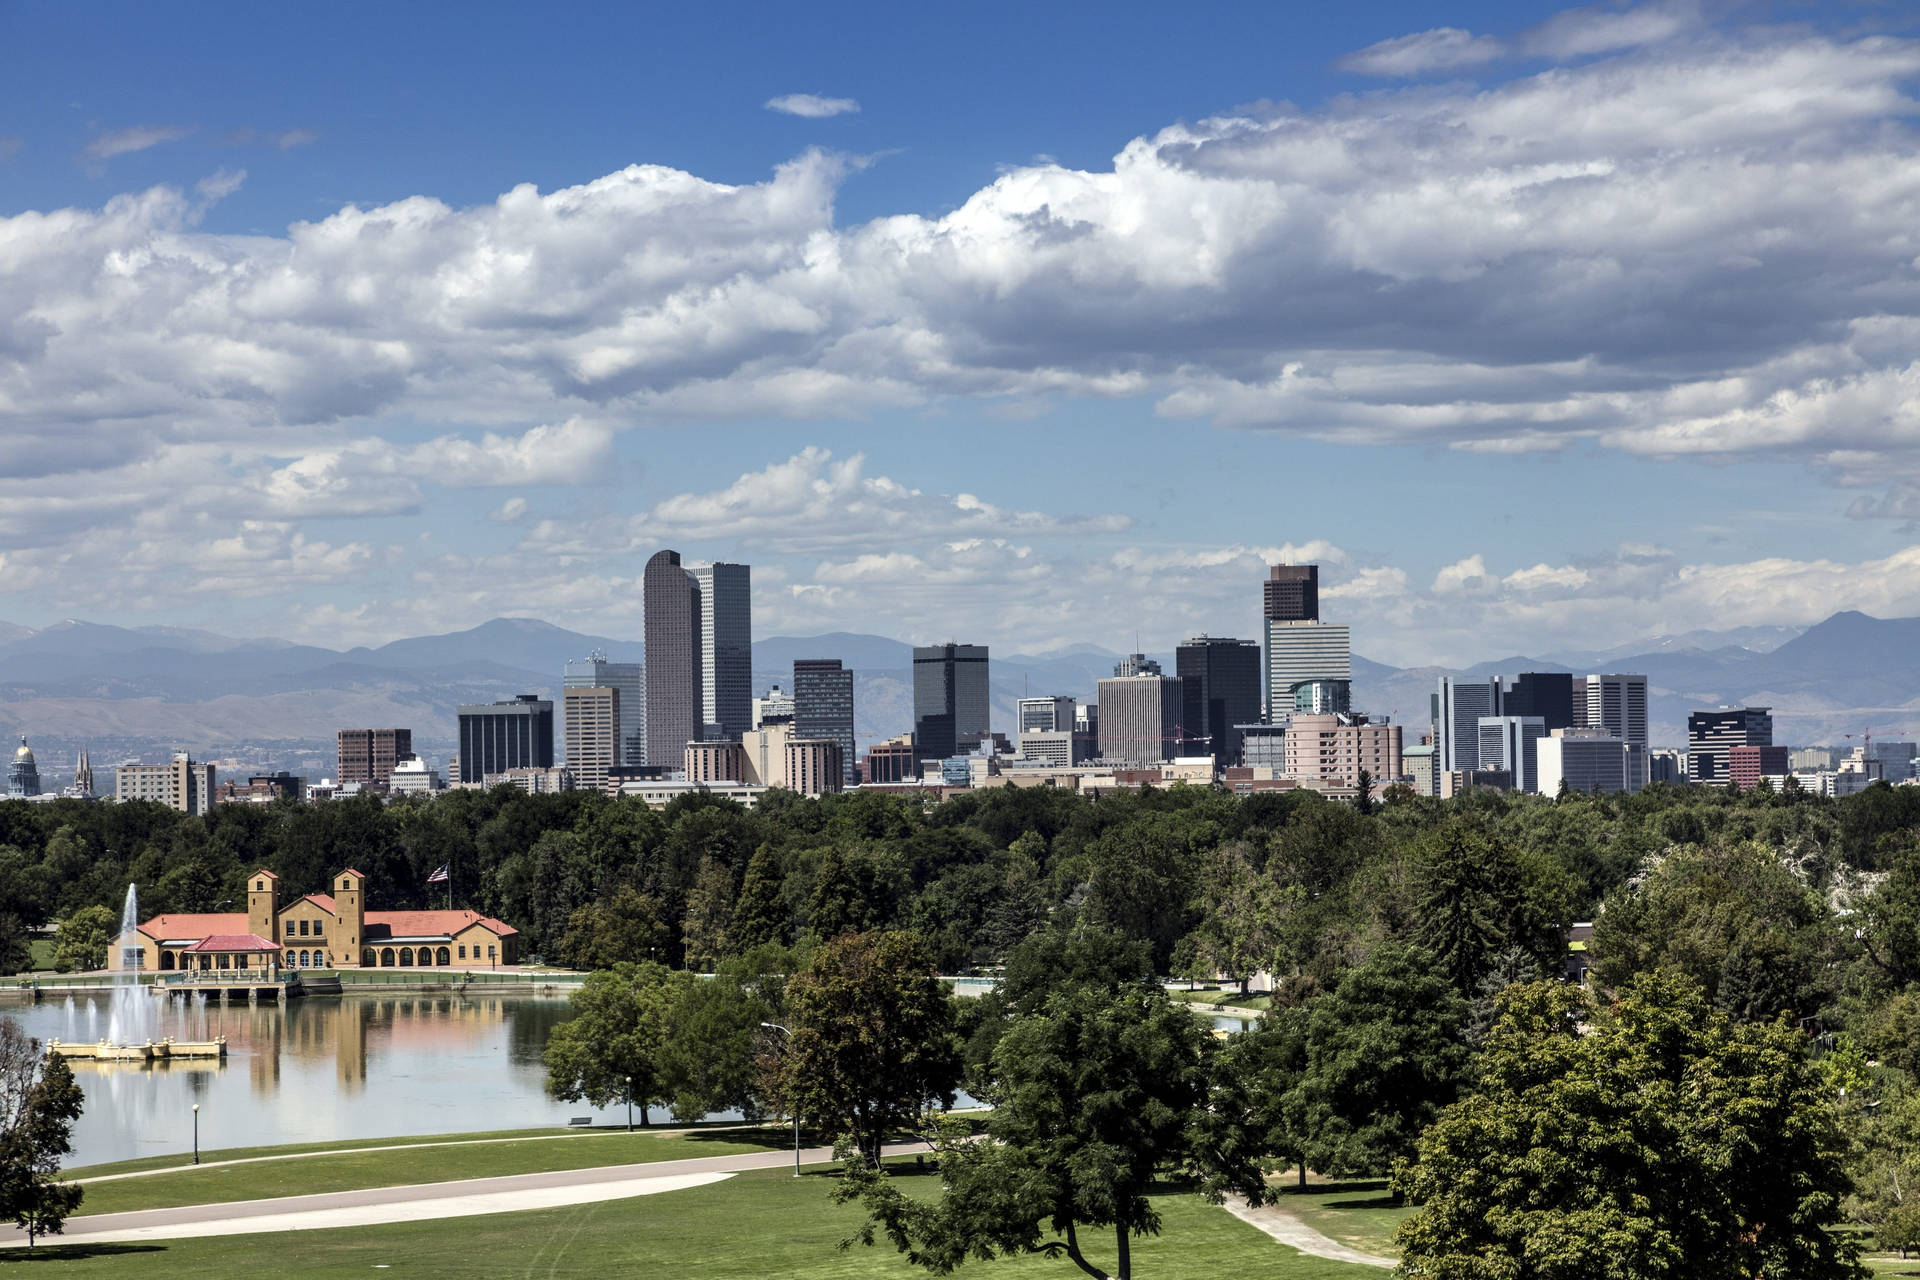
[912,643,989,762]
[644,550,700,768]
[793,657,856,785]
[692,562,752,742]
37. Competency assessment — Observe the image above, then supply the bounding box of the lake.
[3,991,640,1167]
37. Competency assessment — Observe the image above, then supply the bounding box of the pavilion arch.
[436,947,451,966]
[160,951,175,970]
[362,949,376,967]
[380,948,395,967]
[399,947,414,967]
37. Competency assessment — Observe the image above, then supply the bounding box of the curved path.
[1221,1199,1396,1269]
[3,1140,928,1248]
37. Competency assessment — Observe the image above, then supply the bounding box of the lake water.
[2,992,643,1168]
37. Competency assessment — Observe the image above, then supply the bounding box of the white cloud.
[491,496,528,523]
[1338,27,1506,76]
[83,125,193,160]
[765,94,860,118]
[1432,555,1494,595]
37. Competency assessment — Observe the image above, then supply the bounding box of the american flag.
[427,864,449,884]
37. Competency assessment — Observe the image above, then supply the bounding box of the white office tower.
[1264,621,1350,721]
[1436,677,1500,773]
[1538,729,1637,795]
[1584,673,1648,789]
[1478,716,1546,793]
[753,684,797,728]
[1018,696,1077,733]
[565,651,645,766]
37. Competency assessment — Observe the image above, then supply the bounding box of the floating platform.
[46,1037,227,1062]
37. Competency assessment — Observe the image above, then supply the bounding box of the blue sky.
[4,0,1920,666]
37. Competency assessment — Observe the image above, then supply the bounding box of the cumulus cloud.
[83,125,193,160]
[765,93,860,118]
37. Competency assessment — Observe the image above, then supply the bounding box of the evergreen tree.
[731,843,788,951]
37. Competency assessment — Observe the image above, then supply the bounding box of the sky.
[4,0,1920,667]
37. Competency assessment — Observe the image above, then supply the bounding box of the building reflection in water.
[17,993,585,1166]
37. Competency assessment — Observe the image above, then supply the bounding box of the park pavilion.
[126,868,520,973]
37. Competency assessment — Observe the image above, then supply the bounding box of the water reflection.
[5,994,606,1167]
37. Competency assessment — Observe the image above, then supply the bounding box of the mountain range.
[1,612,1914,783]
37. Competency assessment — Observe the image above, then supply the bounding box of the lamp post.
[626,1076,634,1133]
[192,1104,200,1165]
[760,1022,800,1177]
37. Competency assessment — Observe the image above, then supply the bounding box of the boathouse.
[125,868,520,972]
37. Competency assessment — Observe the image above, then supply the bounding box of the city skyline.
[4,5,1920,667]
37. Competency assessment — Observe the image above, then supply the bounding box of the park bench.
[568,1117,593,1127]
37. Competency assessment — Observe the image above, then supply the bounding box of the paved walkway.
[1222,1199,1396,1269]
[71,1123,757,1184]
[4,1141,926,1248]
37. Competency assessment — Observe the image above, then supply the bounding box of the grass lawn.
[1868,1256,1920,1276]
[28,940,53,971]
[1271,1179,1410,1260]
[70,1126,790,1217]
[3,1167,1384,1280]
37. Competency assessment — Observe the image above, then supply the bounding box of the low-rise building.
[128,867,519,971]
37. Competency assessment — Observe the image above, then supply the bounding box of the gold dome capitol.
[13,737,32,762]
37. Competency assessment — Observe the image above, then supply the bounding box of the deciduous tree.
[0,1021,84,1246]
[785,930,959,1167]
[51,904,117,973]
[544,961,686,1125]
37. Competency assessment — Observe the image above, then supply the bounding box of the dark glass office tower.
[794,658,856,786]
[644,549,701,768]
[1500,672,1575,731]
[1688,706,1773,785]
[912,643,989,762]
[456,695,554,784]
[1263,564,1319,622]
[692,562,752,741]
[1175,636,1262,764]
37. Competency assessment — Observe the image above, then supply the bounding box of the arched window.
[362,949,376,968]
[399,947,414,967]
[436,947,450,966]
[160,951,175,970]
[380,948,395,967]
[299,950,311,967]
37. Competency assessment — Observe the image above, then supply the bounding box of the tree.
[730,843,789,951]
[1217,1003,1313,1186]
[1410,820,1572,995]
[1295,941,1470,1177]
[553,886,667,971]
[680,855,736,971]
[785,930,960,1167]
[544,962,686,1125]
[0,1021,84,1246]
[838,983,1266,1280]
[660,964,776,1122]
[51,904,117,973]
[1396,973,1865,1280]
[1183,842,1301,995]
[0,915,31,977]
[1354,769,1375,816]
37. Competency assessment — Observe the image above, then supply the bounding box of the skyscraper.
[1688,706,1773,786]
[1264,564,1319,623]
[1436,677,1501,773]
[644,550,700,768]
[692,562,752,741]
[456,695,554,784]
[1477,716,1546,792]
[565,652,645,766]
[337,728,413,788]
[912,643,990,762]
[793,658,856,786]
[1262,563,1347,720]
[1586,673,1650,789]
[1096,674,1184,765]
[1175,636,1262,765]
[1017,696,1076,733]
[563,685,621,794]
[1499,672,1575,731]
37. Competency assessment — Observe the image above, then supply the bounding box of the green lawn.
[3,1167,1384,1280]
[1271,1179,1410,1260]
[71,1127,789,1217]
[1868,1256,1920,1276]
[28,940,54,971]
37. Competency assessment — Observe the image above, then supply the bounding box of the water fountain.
[47,883,226,1064]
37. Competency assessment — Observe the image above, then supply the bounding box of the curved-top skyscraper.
[644,549,701,768]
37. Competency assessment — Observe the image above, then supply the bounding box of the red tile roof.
[139,913,247,940]
[364,910,518,939]
[188,934,280,952]
[293,893,337,913]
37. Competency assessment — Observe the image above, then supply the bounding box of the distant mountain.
[8,610,1920,774]
[1546,624,1805,668]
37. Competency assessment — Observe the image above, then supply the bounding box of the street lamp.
[626,1076,634,1133]
[760,1022,800,1177]
[192,1104,200,1165]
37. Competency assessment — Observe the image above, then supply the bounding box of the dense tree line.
[15,775,1920,1267]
